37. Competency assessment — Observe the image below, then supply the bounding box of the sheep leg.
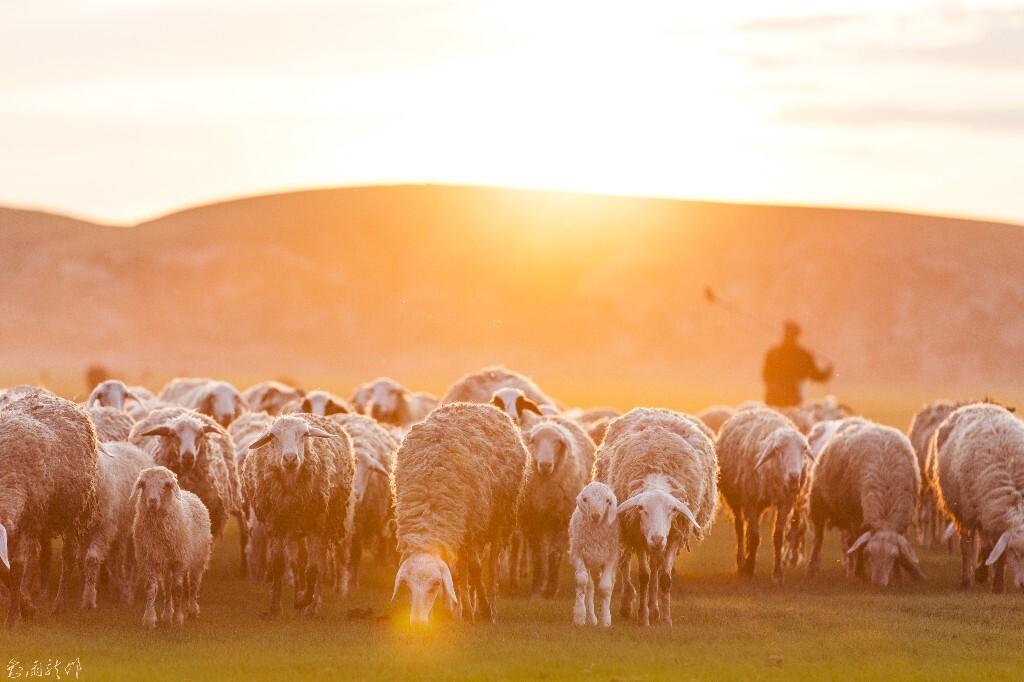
[172,574,185,626]
[648,556,660,623]
[234,509,250,578]
[299,535,325,617]
[959,529,976,589]
[527,533,544,599]
[468,552,490,622]
[992,553,1006,594]
[53,532,80,615]
[508,534,522,593]
[543,532,567,599]
[742,508,760,577]
[5,555,27,628]
[597,558,615,627]
[188,567,204,619]
[772,503,792,586]
[617,547,635,619]
[636,551,651,627]
[142,572,159,630]
[733,512,746,575]
[81,544,103,611]
[35,538,51,599]
[160,573,175,624]
[976,538,992,585]
[266,537,286,619]
[806,520,825,577]
[658,542,679,626]
[485,543,501,623]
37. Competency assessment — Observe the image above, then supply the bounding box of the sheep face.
[525,425,568,476]
[131,466,182,513]
[368,381,405,424]
[198,383,245,427]
[248,417,334,474]
[848,530,923,587]
[757,430,812,495]
[88,380,129,409]
[617,490,701,553]
[352,453,389,507]
[985,528,1024,588]
[490,388,542,426]
[301,391,348,417]
[392,552,458,624]
[576,482,617,525]
[141,417,218,472]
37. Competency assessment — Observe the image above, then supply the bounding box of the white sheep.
[717,409,812,584]
[569,482,620,627]
[288,390,351,416]
[86,380,146,411]
[352,378,435,430]
[441,366,558,411]
[490,387,545,427]
[602,408,717,626]
[131,466,212,629]
[392,403,528,624]
[158,377,248,427]
[806,421,923,587]
[241,380,306,416]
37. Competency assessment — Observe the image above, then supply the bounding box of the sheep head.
[301,391,349,417]
[87,380,144,410]
[367,379,409,425]
[755,428,812,496]
[985,528,1024,589]
[576,481,618,526]
[248,416,335,473]
[392,552,458,624]
[140,415,220,472]
[490,387,543,427]
[847,529,924,587]
[617,488,701,552]
[131,466,182,513]
[198,382,247,427]
[352,452,390,507]
[524,422,570,476]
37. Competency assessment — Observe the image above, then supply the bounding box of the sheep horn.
[441,562,459,606]
[897,536,925,581]
[307,427,335,439]
[357,452,389,477]
[325,400,349,416]
[754,448,775,470]
[139,426,173,438]
[846,531,872,555]
[670,497,702,534]
[986,531,1011,566]
[86,387,101,407]
[616,494,646,514]
[0,522,8,570]
[942,522,957,542]
[249,431,274,451]
[516,396,544,417]
[98,443,116,458]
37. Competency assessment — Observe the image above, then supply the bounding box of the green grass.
[4,516,1024,682]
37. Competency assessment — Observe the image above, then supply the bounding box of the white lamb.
[569,482,620,627]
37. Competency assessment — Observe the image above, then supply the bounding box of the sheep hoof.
[142,617,157,631]
[301,604,319,619]
[771,574,784,587]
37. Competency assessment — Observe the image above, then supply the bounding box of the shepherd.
[762,321,833,407]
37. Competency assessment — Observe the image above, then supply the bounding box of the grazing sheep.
[908,400,958,548]
[807,421,923,587]
[933,403,1024,592]
[441,366,558,411]
[287,390,351,417]
[88,406,136,443]
[603,408,718,626]
[717,409,813,584]
[242,381,306,417]
[129,407,246,575]
[158,378,248,427]
[697,405,737,435]
[81,441,153,609]
[569,482,620,627]
[516,417,596,598]
[392,403,528,624]
[490,387,544,427]
[131,466,212,629]
[0,388,100,626]
[87,380,146,410]
[241,414,356,618]
[329,413,395,594]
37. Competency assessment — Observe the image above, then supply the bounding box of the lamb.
[241,414,356,618]
[569,482,620,627]
[806,421,923,587]
[602,408,717,626]
[717,409,813,584]
[86,380,146,410]
[490,387,544,427]
[287,390,351,416]
[328,413,395,594]
[441,366,558,411]
[129,407,247,575]
[697,405,737,436]
[908,400,957,547]
[516,416,596,598]
[80,441,153,609]
[242,381,306,416]
[158,377,248,427]
[131,466,212,629]
[932,403,1024,592]
[354,378,435,430]
[391,403,528,624]
[88,406,136,442]
[0,388,100,627]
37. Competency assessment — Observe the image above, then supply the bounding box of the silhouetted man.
[762,321,833,407]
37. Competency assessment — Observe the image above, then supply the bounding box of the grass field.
[4,512,1024,682]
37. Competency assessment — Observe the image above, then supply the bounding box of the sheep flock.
[0,370,1020,631]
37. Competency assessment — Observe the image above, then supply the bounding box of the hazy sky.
[3,1,1023,224]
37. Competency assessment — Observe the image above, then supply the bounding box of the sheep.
[717,409,813,584]
[241,414,356,618]
[490,387,544,427]
[131,466,212,629]
[806,421,923,587]
[328,413,395,594]
[229,411,274,580]
[352,378,435,430]
[86,380,146,410]
[697,405,737,435]
[392,403,528,624]
[80,441,153,609]
[242,381,306,416]
[0,388,99,627]
[441,366,558,411]
[515,416,596,598]
[908,400,957,548]
[287,390,351,417]
[158,377,248,427]
[569,481,620,627]
[932,403,1024,592]
[129,407,247,576]
[602,408,717,626]
[88,406,136,442]
[585,416,613,447]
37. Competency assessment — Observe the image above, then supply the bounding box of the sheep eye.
[432,579,441,588]
[605,500,611,505]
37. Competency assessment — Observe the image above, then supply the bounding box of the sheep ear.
[357,452,389,477]
[249,431,274,451]
[986,531,1011,566]
[846,531,872,555]
[617,494,644,514]
[0,521,8,570]
[129,478,143,505]
[942,522,957,542]
[235,393,249,411]
[897,536,925,581]
[86,387,102,407]
[754,448,776,470]
[517,396,543,417]
[306,427,335,439]
[490,395,504,409]
[627,479,644,497]
[440,562,458,606]
[604,499,617,526]
[139,426,172,438]
[391,563,406,603]
[575,491,585,508]
[670,497,702,534]
[325,400,349,416]
[301,398,313,413]
[126,390,146,405]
